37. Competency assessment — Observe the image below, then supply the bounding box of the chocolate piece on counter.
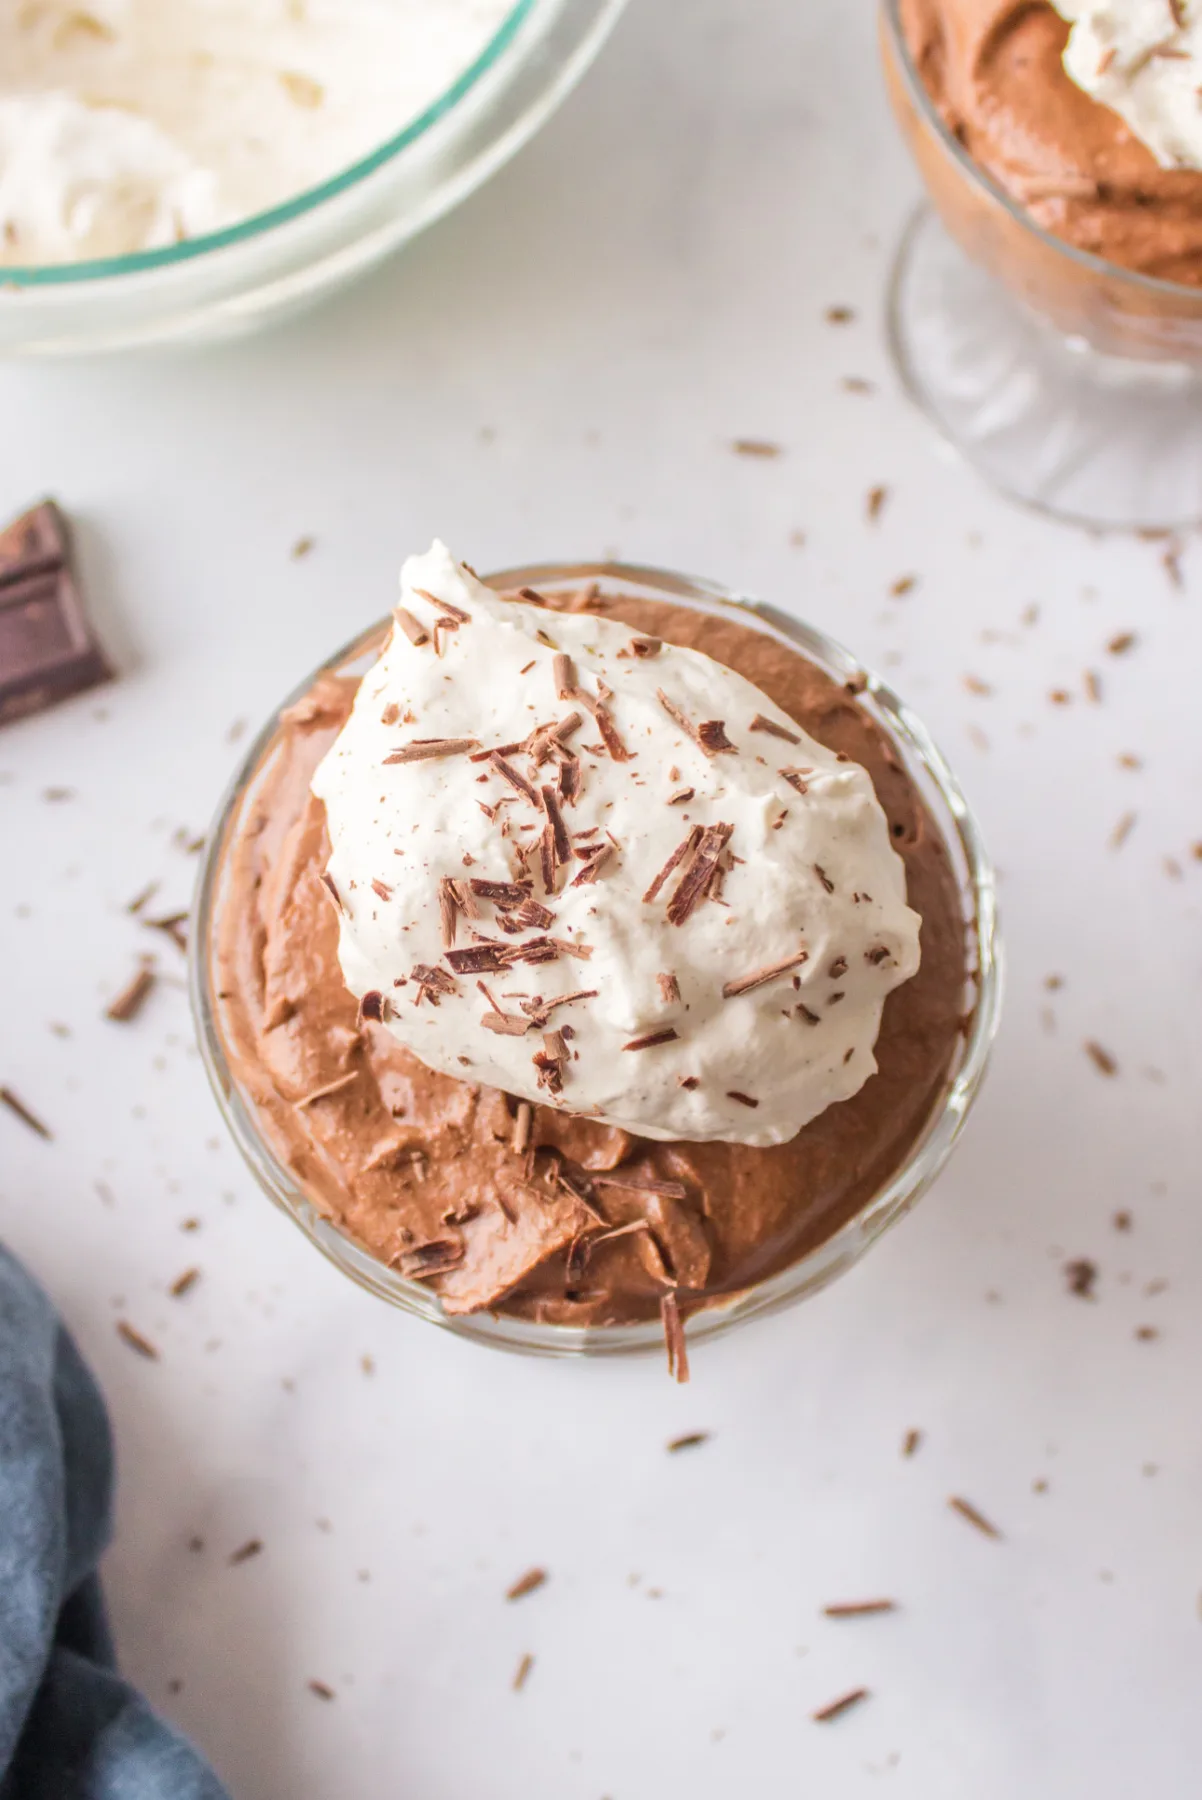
[0,502,112,726]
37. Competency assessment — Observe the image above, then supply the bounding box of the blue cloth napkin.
[0,1245,229,1800]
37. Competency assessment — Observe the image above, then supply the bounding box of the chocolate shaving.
[506,896,557,930]
[901,1428,922,1458]
[552,652,576,699]
[1063,1257,1097,1299]
[558,758,581,805]
[631,636,661,657]
[520,988,598,1024]
[667,1431,710,1452]
[491,752,539,804]
[623,1028,680,1051]
[948,1496,1002,1539]
[143,911,189,954]
[749,712,801,744]
[438,877,458,947]
[383,738,479,764]
[511,1102,533,1153]
[371,878,393,902]
[228,1538,262,1566]
[116,1320,159,1361]
[538,824,557,894]
[780,767,810,794]
[480,1004,531,1038]
[723,949,809,998]
[397,1239,465,1279]
[540,785,572,864]
[697,719,736,754]
[797,1004,821,1025]
[412,963,458,999]
[414,586,470,624]
[319,871,343,912]
[0,1087,51,1139]
[570,844,613,886]
[594,706,632,762]
[1085,1040,1118,1076]
[592,1174,688,1198]
[543,1028,569,1064]
[813,863,835,893]
[470,878,532,905]
[657,971,681,1004]
[822,1600,897,1619]
[812,1688,870,1724]
[105,964,156,1022]
[170,1268,200,1299]
[512,1654,535,1692]
[358,990,387,1023]
[665,823,734,925]
[829,956,848,979]
[393,607,430,646]
[667,787,694,805]
[644,826,703,904]
[661,1291,690,1384]
[506,1568,548,1602]
[726,1090,759,1108]
[447,944,509,974]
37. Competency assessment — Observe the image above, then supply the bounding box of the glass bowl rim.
[880,0,1202,304]
[190,557,1003,1360]
[2,0,539,288]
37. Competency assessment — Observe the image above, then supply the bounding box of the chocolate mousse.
[208,569,971,1346]
[898,0,1202,283]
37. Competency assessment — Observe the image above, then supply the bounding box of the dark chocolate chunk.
[0,502,112,726]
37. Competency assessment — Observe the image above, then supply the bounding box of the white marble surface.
[1,2,1201,1795]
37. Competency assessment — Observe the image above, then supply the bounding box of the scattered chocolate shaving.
[666,823,734,925]
[170,1268,200,1298]
[143,912,189,954]
[631,636,662,658]
[723,949,809,998]
[949,1496,1002,1539]
[1109,812,1137,850]
[532,1046,565,1094]
[866,485,888,521]
[412,962,458,997]
[383,738,479,764]
[813,864,834,893]
[518,586,547,606]
[667,1432,710,1453]
[491,752,539,803]
[726,1090,759,1108]
[116,1321,159,1361]
[796,1005,821,1025]
[553,652,576,699]
[507,896,557,929]
[371,879,393,903]
[661,1291,690,1383]
[697,719,736,754]
[678,1075,699,1090]
[623,1028,680,1051]
[829,956,848,979]
[520,988,598,1026]
[644,826,703,904]
[438,878,459,947]
[506,1568,548,1602]
[1135,1324,1159,1342]
[732,438,782,458]
[228,1539,263,1566]
[1113,1210,1132,1232]
[105,964,156,1023]
[308,1680,336,1701]
[657,971,681,1004]
[826,304,856,324]
[593,1174,688,1198]
[749,712,801,744]
[397,1239,465,1279]
[358,990,386,1023]
[901,1428,922,1458]
[812,1688,870,1724]
[1108,631,1137,656]
[447,944,510,974]
[126,879,159,915]
[667,787,694,805]
[1085,1040,1118,1077]
[890,574,916,597]
[512,1654,534,1692]
[480,1007,531,1039]
[1064,1257,1097,1299]
[540,785,572,864]
[538,825,557,894]
[865,945,892,966]
[558,759,581,805]
[595,706,632,762]
[470,878,532,905]
[393,607,430,646]
[0,1086,51,1139]
[414,586,470,624]
[823,1600,897,1618]
[570,844,612,886]
[319,872,343,912]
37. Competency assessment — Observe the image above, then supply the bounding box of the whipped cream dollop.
[312,544,922,1149]
[1054,1,1202,171]
[0,0,515,264]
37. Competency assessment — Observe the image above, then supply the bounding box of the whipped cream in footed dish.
[311,544,922,1150]
[1054,1,1202,171]
[0,0,517,264]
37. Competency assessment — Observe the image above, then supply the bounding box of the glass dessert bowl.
[882,0,1202,530]
[0,0,626,357]
[191,559,1000,1367]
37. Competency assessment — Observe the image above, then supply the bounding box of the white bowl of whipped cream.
[0,0,626,354]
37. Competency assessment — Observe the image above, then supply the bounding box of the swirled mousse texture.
[900,0,1202,281]
[212,585,970,1327]
[312,544,921,1149]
